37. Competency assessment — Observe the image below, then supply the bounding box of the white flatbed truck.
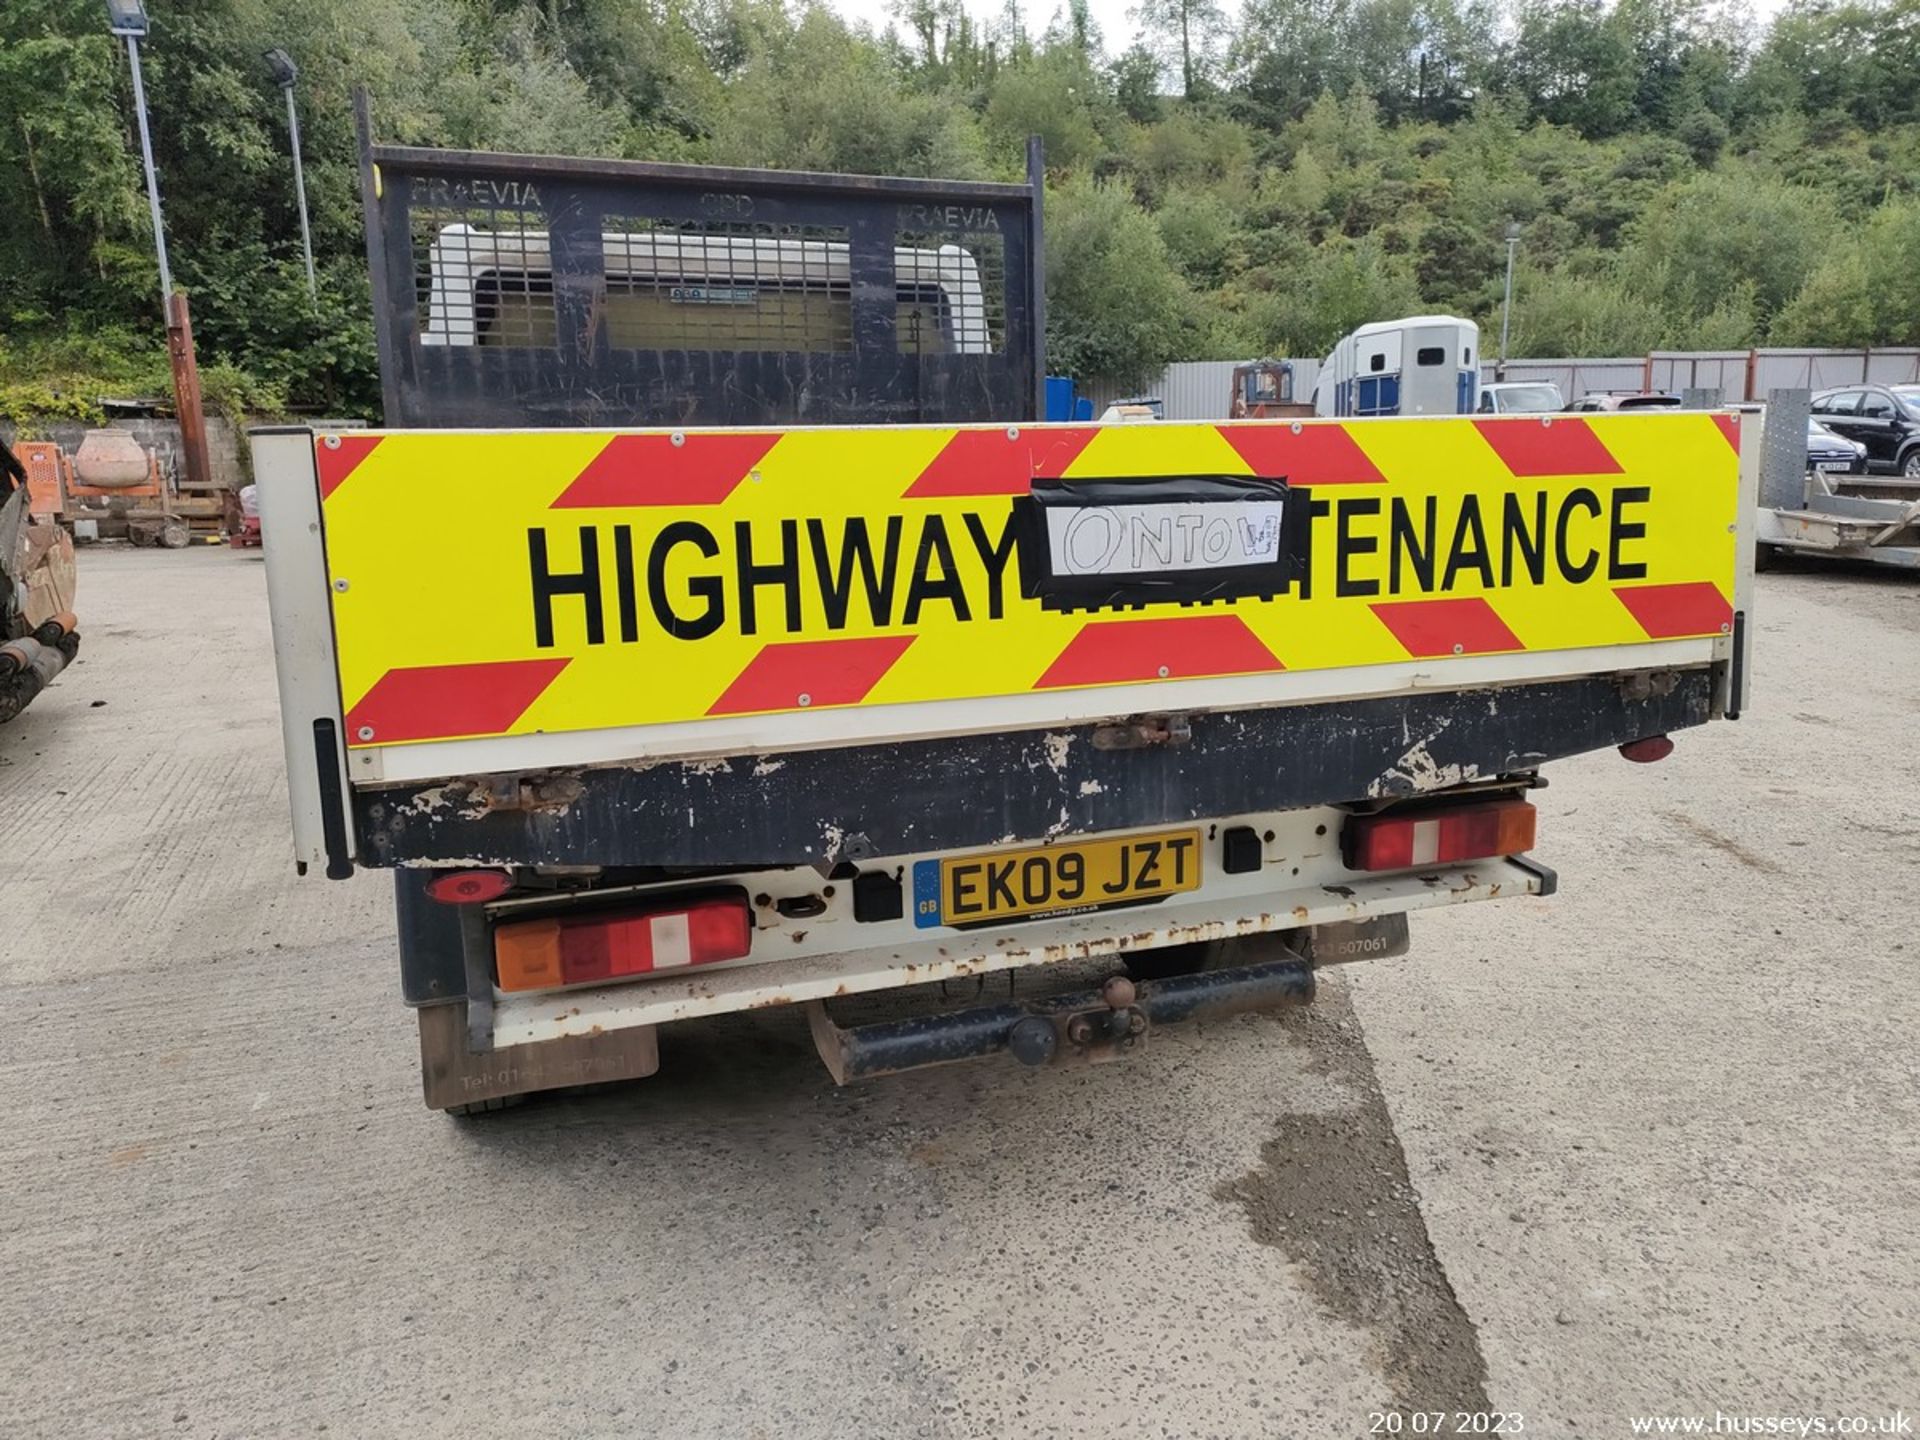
[253,119,1755,1111]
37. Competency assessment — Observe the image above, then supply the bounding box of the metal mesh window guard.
[412,206,553,348]
[896,229,1006,356]
[601,218,853,353]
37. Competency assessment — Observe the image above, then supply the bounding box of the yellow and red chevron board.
[313,414,1742,750]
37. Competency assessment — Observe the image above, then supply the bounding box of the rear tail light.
[1343,798,1536,872]
[1619,735,1674,763]
[494,893,752,992]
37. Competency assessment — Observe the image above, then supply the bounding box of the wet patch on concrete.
[1218,984,1493,1426]
[1659,809,1784,875]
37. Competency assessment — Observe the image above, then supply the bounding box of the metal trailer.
[253,107,1756,1111]
[1755,389,1920,570]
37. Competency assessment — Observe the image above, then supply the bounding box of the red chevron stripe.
[344,658,570,745]
[315,434,383,501]
[1215,423,1387,486]
[1372,597,1523,657]
[1473,417,1622,477]
[707,635,915,716]
[552,433,780,508]
[1034,616,1282,689]
[1711,413,1741,454]
[1614,582,1732,639]
[903,426,1099,498]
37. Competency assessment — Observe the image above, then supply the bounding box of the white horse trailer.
[1313,316,1480,418]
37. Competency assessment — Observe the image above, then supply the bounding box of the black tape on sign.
[1012,475,1296,614]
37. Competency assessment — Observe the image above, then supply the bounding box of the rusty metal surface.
[360,671,1716,872]
[166,293,213,493]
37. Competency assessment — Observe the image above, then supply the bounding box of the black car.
[1810,385,1920,477]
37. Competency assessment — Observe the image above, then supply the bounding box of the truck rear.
[255,118,1756,1111]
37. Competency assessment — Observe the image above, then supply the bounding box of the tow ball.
[1010,975,1148,1067]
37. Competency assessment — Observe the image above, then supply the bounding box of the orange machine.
[16,441,76,519]
[1228,359,1315,420]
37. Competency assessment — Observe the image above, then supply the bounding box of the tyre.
[1903,449,1920,478]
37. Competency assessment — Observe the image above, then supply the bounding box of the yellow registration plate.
[913,828,1203,928]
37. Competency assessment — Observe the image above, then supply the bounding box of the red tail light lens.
[1343,799,1536,872]
[493,894,752,993]
[1619,735,1674,763]
[425,868,514,904]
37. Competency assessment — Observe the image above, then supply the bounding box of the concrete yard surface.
[1,546,1915,1439]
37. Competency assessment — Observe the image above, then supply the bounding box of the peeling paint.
[395,785,457,817]
[1042,732,1073,771]
[752,757,786,777]
[1370,731,1480,797]
[1077,779,1107,797]
[685,757,734,777]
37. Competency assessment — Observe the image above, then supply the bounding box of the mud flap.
[417,1000,660,1111]
[1306,913,1410,967]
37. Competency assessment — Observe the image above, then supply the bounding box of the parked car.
[1476,381,1565,414]
[1810,385,1920,476]
[1566,392,1684,411]
[1807,417,1867,475]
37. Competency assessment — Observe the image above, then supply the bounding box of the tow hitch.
[805,950,1315,1084]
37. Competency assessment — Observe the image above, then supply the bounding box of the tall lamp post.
[264,48,317,301]
[1498,220,1522,379]
[105,0,213,500]
[105,0,172,318]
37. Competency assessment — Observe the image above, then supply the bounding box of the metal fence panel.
[1161,360,1239,419]
[1752,348,1920,394]
[1649,351,1747,396]
[1863,349,1920,386]
[1480,357,1646,398]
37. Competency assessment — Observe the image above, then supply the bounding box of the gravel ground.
[1,546,1913,1439]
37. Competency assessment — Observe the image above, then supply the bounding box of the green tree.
[1774,195,1920,346]
[1132,0,1227,99]
[1624,168,1833,334]
[1044,176,1193,381]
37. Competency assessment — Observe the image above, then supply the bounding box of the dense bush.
[4,0,1920,420]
